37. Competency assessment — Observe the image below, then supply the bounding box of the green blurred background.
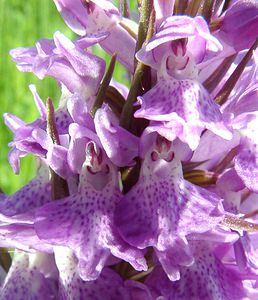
[0,0,135,194]
[0,0,69,194]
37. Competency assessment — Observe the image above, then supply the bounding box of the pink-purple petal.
[135,78,232,150]
[0,252,58,299]
[115,141,224,279]
[146,240,258,299]
[56,247,131,300]
[35,159,146,280]
[95,107,139,167]
[235,136,258,193]
[0,168,51,217]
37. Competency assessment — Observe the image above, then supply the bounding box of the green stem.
[91,53,117,117]
[120,3,155,130]
[174,0,188,15]
[185,0,203,17]
[135,0,154,57]
[201,0,214,24]
[119,0,130,18]
[0,249,11,272]
[119,62,145,130]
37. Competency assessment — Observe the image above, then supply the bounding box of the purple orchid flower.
[3,0,258,297]
[135,15,232,150]
[0,166,51,217]
[135,77,232,150]
[145,239,258,299]
[154,0,175,27]
[115,133,224,280]
[53,0,137,72]
[4,85,47,174]
[0,252,58,299]
[10,31,106,97]
[219,0,258,51]
[67,95,139,171]
[53,0,120,36]
[4,85,72,178]
[55,247,131,299]
[136,15,222,78]
[34,142,147,281]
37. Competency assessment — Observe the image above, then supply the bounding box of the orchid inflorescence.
[0,0,258,299]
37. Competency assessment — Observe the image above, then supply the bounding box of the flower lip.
[151,135,175,162]
[156,135,171,152]
[86,164,110,175]
[85,141,111,176]
[82,0,95,14]
[171,38,188,56]
[151,150,175,162]
[85,141,103,172]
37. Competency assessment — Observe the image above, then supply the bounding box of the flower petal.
[115,138,224,279]
[135,78,232,149]
[35,151,146,280]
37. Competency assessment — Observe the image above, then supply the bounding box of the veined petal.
[68,123,101,174]
[53,1,135,71]
[7,148,25,174]
[9,47,37,72]
[53,0,88,35]
[54,31,105,94]
[4,113,26,132]
[28,84,47,118]
[35,145,146,280]
[0,223,53,253]
[53,0,120,35]
[115,136,224,279]
[219,0,258,51]
[95,107,139,167]
[99,23,136,73]
[56,247,131,300]
[66,93,94,128]
[146,240,258,299]
[216,168,245,213]
[154,0,175,27]
[235,114,258,192]
[0,166,50,217]
[235,136,258,193]
[135,78,232,150]
[10,32,105,97]
[0,252,58,299]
